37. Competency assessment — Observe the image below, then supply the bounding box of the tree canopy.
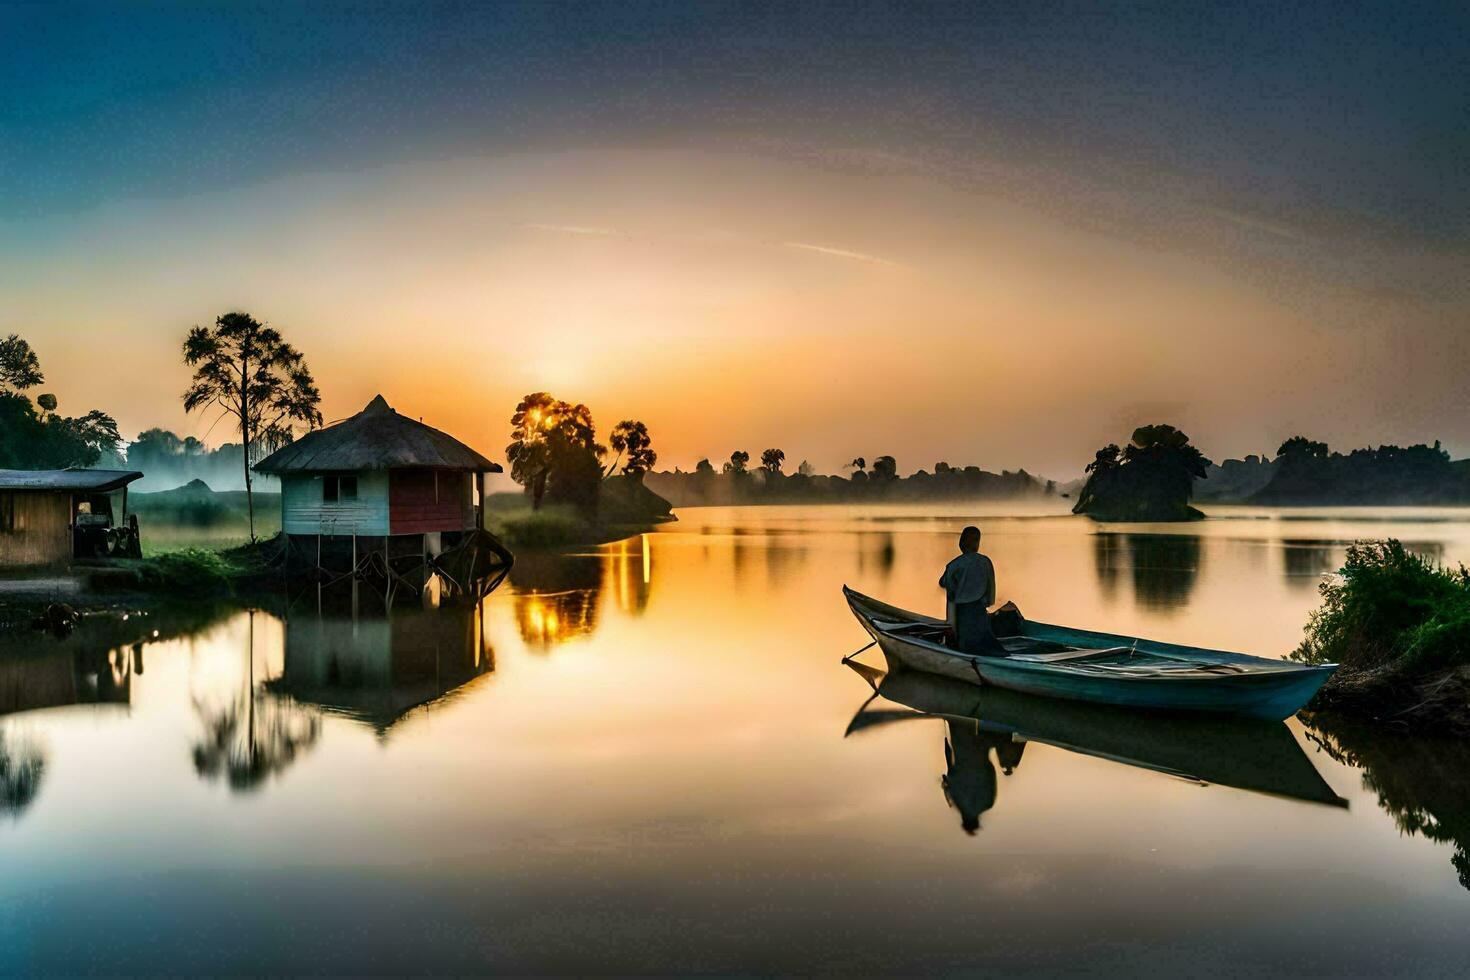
[506,392,606,510]
[182,311,322,540]
[608,419,657,479]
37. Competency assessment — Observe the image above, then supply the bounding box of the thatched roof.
[0,468,143,493]
[254,395,501,474]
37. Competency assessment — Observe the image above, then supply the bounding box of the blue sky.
[3,2,1468,472]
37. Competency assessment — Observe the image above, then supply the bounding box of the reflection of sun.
[514,590,597,651]
[526,600,561,643]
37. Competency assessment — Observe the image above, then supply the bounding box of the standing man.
[939,525,1003,655]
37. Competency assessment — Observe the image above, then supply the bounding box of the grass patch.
[93,548,244,597]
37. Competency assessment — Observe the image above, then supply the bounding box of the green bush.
[1291,539,1470,674]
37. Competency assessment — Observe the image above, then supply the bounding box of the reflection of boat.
[844,586,1336,720]
[848,665,1347,808]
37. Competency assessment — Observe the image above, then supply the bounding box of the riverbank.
[1291,539,1470,734]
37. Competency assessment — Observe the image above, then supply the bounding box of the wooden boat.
[843,586,1336,721]
[845,664,1347,808]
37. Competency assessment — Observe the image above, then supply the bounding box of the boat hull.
[848,587,1335,721]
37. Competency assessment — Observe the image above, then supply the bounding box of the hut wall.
[388,469,473,534]
[280,472,390,536]
[0,491,72,567]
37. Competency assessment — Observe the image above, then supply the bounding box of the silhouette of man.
[942,722,1024,834]
[940,525,1003,655]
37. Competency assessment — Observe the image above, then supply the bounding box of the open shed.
[0,468,144,567]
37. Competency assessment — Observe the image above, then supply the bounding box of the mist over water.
[3,503,1470,973]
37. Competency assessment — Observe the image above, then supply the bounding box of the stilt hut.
[254,395,510,600]
[0,468,144,567]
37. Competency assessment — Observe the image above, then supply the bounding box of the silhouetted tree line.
[1075,424,1470,522]
[0,334,122,469]
[645,451,1047,507]
[1251,437,1465,505]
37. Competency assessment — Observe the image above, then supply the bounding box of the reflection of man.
[939,526,1003,655]
[942,722,1025,834]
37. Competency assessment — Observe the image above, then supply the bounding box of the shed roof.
[0,468,144,493]
[254,395,501,474]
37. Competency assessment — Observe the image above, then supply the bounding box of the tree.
[1276,436,1330,461]
[506,392,605,510]
[798,459,815,477]
[182,312,322,542]
[872,455,898,480]
[934,461,952,475]
[694,458,716,475]
[849,457,866,474]
[724,450,750,475]
[607,420,657,479]
[760,448,785,475]
[0,334,44,392]
[1073,425,1212,521]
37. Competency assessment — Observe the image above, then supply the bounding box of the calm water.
[4,503,1470,974]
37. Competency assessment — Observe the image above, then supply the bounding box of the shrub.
[1291,539,1470,674]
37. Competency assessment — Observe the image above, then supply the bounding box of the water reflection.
[1091,533,1202,610]
[191,692,321,793]
[1307,713,1470,890]
[0,730,44,818]
[1,643,132,716]
[608,534,653,616]
[847,665,1346,836]
[270,605,494,737]
[192,613,321,792]
[942,720,1025,834]
[856,531,897,582]
[1281,539,1337,588]
[510,552,604,649]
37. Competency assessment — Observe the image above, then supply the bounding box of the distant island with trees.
[1072,426,1470,523]
[644,454,1053,507]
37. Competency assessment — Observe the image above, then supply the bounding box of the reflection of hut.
[0,645,132,717]
[268,606,493,736]
[0,468,143,567]
[254,395,511,600]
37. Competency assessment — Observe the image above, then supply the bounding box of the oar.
[840,639,876,663]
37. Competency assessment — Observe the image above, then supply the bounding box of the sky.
[2,1,1468,478]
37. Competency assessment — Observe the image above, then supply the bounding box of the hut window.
[323,476,359,503]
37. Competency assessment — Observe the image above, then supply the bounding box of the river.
[3,503,1469,974]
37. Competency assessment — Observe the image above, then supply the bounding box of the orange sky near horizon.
[6,148,1467,480]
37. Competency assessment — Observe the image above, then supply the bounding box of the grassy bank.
[1291,539,1470,732]
[485,477,674,549]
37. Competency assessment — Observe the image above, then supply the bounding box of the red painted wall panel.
[388,469,472,534]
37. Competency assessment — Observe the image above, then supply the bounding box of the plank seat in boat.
[1005,646,1134,664]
